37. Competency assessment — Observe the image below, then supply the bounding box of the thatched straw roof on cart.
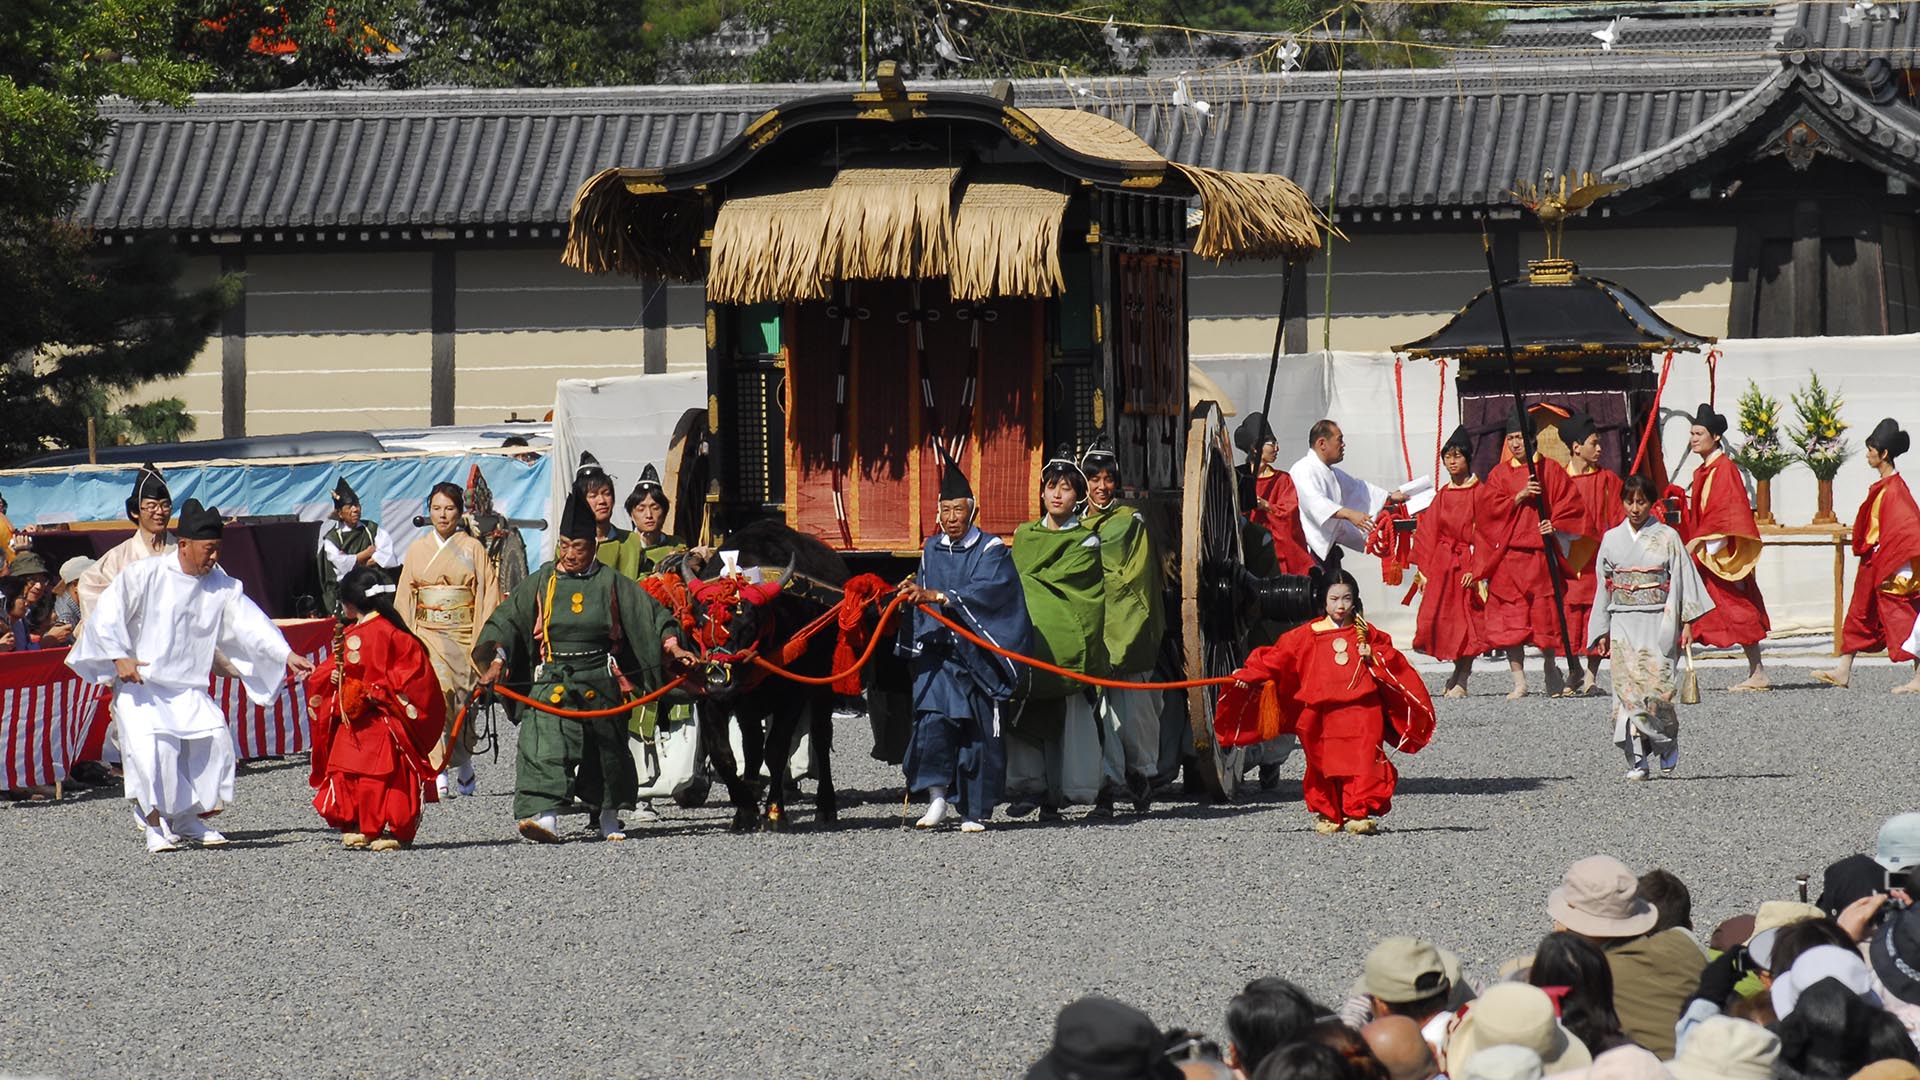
[562,84,1329,304]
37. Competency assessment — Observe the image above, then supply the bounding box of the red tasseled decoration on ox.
[831,573,895,694]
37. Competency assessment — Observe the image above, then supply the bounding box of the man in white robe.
[76,462,177,618]
[68,499,314,852]
[74,463,178,773]
[1287,419,1407,570]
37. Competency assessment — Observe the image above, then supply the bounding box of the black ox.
[675,520,856,832]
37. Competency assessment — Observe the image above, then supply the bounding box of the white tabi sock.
[597,808,625,838]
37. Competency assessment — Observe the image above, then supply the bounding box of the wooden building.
[74,1,1920,438]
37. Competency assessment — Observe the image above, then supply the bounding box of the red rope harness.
[447,673,692,745]
[917,604,1238,690]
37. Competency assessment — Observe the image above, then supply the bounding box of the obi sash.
[415,584,475,628]
[1606,567,1669,608]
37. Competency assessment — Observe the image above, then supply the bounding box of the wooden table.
[1759,522,1850,655]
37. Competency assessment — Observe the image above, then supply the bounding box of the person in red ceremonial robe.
[1411,426,1487,698]
[1472,410,1594,700]
[1559,412,1624,697]
[1236,412,1315,575]
[306,566,447,850]
[1680,403,1771,692]
[1816,418,1920,694]
[1215,573,1434,836]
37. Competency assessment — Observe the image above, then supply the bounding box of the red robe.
[1471,453,1592,653]
[1562,467,1624,658]
[1251,469,1316,575]
[1215,620,1435,822]
[1681,452,1770,649]
[1840,473,1920,660]
[1410,479,1488,661]
[306,616,445,844]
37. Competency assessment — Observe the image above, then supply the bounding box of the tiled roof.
[74,2,1920,233]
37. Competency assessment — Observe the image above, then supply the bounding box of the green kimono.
[1080,501,1166,676]
[628,530,689,740]
[473,559,679,819]
[594,525,644,580]
[635,531,689,575]
[1012,519,1108,731]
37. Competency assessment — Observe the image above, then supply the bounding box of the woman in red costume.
[1215,572,1435,836]
[307,566,447,850]
[1411,425,1487,697]
[1680,403,1771,692]
[1559,412,1623,697]
[1236,412,1315,575]
[1816,418,1920,693]
[1472,410,1593,700]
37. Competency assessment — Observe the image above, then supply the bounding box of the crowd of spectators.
[1027,814,1920,1080]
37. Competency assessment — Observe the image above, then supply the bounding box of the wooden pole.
[1477,214,1576,663]
[86,418,97,465]
[1259,258,1293,424]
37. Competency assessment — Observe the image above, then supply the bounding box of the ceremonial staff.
[1476,214,1575,662]
[1259,257,1294,423]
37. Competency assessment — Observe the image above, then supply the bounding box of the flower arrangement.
[1789,370,1852,482]
[1729,381,1796,481]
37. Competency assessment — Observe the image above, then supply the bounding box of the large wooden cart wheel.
[1179,399,1253,801]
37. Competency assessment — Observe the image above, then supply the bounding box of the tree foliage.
[0,0,235,462]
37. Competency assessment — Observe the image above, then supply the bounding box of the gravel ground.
[2,661,1916,1079]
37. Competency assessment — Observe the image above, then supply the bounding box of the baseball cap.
[1877,813,1920,872]
[1363,937,1453,1004]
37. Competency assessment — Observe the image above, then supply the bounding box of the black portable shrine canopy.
[1396,262,1715,481]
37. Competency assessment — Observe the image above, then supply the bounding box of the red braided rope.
[1630,349,1676,476]
[1434,358,1449,477]
[1394,356,1413,479]
[918,604,1238,690]
[447,672,692,745]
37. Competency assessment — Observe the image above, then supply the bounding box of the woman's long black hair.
[338,566,419,644]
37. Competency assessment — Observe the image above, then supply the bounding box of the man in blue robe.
[898,448,1032,833]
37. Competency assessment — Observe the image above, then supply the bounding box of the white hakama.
[67,555,292,826]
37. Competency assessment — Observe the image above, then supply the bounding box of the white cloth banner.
[1198,336,1920,645]
[549,372,710,560]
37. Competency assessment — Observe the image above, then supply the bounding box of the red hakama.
[306,616,445,844]
[1839,473,1920,660]
[1251,469,1316,575]
[1215,620,1435,822]
[1682,452,1771,649]
[1562,468,1623,658]
[1410,479,1488,661]
[1472,454,1592,653]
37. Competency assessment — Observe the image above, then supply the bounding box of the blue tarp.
[1,452,552,576]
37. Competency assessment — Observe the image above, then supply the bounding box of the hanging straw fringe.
[708,186,831,305]
[562,168,705,279]
[820,166,959,282]
[950,175,1069,300]
[1171,162,1333,261]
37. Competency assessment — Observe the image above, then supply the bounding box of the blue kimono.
[899,525,1033,820]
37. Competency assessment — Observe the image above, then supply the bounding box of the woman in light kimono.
[1587,475,1715,781]
[395,482,503,798]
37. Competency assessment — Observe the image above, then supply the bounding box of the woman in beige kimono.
[396,482,503,798]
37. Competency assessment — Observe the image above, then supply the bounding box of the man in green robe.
[317,476,395,615]
[625,464,691,575]
[575,452,644,579]
[621,464,704,816]
[1007,449,1109,819]
[1079,436,1166,815]
[475,486,694,843]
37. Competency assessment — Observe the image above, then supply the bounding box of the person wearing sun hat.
[1866,812,1920,1048]
[1549,855,1706,1058]
[1668,1016,1780,1080]
[1443,982,1593,1077]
